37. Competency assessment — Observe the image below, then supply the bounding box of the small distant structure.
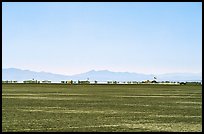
[73,81,77,84]
[13,80,18,83]
[23,79,40,83]
[107,81,113,84]
[78,80,90,84]
[61,81,66,84]
[67,80,73,84]
[61,80,73,84]
[2,80,17,83]
[142,80,151,83]
[132,81,138,84]
[127,81,132,84]
[41,80,51,84]
[107,81,118,84]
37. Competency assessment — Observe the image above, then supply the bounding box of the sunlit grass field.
[2,84,202,132]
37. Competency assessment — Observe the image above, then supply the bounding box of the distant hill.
[2,68,70,82]
[71,70,155,81]
[2,68,202,82]
[156,72,202,82]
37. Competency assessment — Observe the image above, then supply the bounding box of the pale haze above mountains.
[2,68,202,82]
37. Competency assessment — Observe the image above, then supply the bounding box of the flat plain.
[2,83,202,132]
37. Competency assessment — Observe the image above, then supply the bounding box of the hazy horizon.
[2,2,202,75]
[2,67,202,76]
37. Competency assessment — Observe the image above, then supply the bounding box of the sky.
[2,2,202,75]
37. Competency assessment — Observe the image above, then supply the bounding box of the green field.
[2,84,202,132]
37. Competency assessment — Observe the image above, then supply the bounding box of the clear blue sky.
[2,2,202,75]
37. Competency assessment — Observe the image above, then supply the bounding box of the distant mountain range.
[2,68,202,82]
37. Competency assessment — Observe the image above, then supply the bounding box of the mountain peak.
[89,69,96,72]
[2,68,202,82]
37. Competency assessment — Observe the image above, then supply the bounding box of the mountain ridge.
[2,68,202,82]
